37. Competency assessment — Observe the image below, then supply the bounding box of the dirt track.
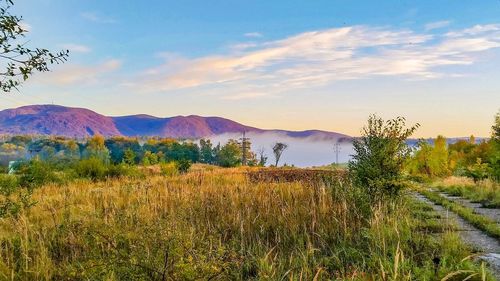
[414,193,500,278]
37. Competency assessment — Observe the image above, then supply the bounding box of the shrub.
[349,115,419,202]
[106,163,143,179]
[465,159,491,182]
[16,160,58,189]
[73,158,107,181]
[0,174,19,196]
[177,159,191,174]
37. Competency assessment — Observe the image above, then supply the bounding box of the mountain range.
[0,105,350,140]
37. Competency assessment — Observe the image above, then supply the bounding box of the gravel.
[414,193,500,278]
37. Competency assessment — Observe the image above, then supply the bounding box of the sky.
[1,0,500,138]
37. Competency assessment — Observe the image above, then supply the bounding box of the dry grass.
[0,168,493,280]
[246,168,348,184]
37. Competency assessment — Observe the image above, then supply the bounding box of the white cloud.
[425,20,451,31]
[61,43,92,53]
[230,42,259,51]
[132,24,500,99]
[244,32,263,38]
[81,12,116,24]
[446,24,500,37]
[35,59,122,85]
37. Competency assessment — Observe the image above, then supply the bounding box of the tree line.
[406,111,500,182]
[0,135,290,170]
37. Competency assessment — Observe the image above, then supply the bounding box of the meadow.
[0,166,493,280]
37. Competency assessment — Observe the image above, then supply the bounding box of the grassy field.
[0,166,493,280]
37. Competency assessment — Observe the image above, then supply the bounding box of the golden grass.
[0,169,362,280]
[0,168,493,280]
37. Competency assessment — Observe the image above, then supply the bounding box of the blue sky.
[2,0,500,137]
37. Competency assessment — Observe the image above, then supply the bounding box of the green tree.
[105,137,142,164]
[349,115,419,201]
[431,135,450,177]
[407,136,450,179]
[0,0,69,92]
[216,140,241,167]
[406,140,433,178]
[142,150,158,166]
[490,110,500,181]
[465,159,491,183]
[492,110,500,142]
[199,139,215,164]
[123,148,136,165]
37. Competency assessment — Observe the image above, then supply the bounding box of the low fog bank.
[208,132,354,168]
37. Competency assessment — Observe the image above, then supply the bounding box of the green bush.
[349,115,419,202]
[177,159,191,174]
[106,163,143,179]
[16,160,58,189]
[73,158,107,181]
[465,159,491,182]
[0,174,20,196]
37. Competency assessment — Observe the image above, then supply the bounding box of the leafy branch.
[0,0,69,92]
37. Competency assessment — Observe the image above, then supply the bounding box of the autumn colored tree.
[84,135,110,163]
[64,140,80,160]
[432,135,450,177]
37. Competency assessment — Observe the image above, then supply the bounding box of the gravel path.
[414,193,500,278]
[439,192,500,224]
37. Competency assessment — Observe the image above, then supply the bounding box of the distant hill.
[0,105,350,140]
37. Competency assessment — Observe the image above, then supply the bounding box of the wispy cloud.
[131,24,500,99]
[447,24,500,37]
[244,32,263,38]
[81,12,116,24]
[230,42,259,51]
[221,91,269,100]
[35,59,122,86]
[61,43,92,53]
[425,20,451,31]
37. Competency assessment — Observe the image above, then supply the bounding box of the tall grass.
[0,168,493,280]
